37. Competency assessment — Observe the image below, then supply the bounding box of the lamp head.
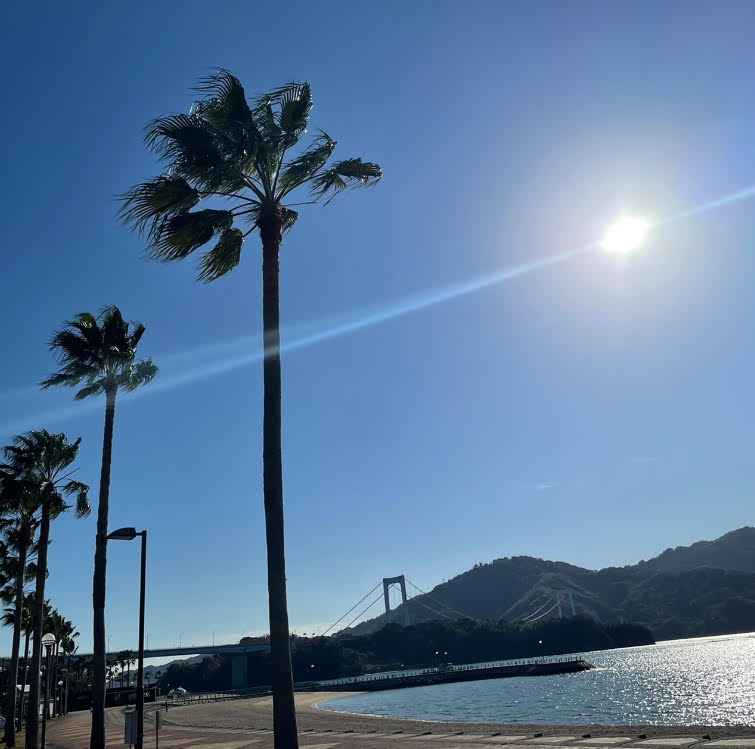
[108,527,138,541]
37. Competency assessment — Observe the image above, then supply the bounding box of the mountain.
[346,526,755,640]
[636,526,755,572]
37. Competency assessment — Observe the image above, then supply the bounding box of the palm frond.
[62,480,91,518]
[310,158,383,202]
[46,329,97,366]
[129,322,146,349]
[73,382,106,401]
[40,364,99,391]
[150,209,233,261]
[118,177,200,238]
[100,306,129,352]
[145,113,244,191]
[195,70,253,130]
[198,228,244,282]
[145,112,216,162]
[281,207,299,232]
[120,359,158,391]
[195,69,261,171]
[276,82,312,147]
[277,132,336,197]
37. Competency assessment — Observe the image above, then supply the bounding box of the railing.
[164,685,271,707]
[316,652,589,688]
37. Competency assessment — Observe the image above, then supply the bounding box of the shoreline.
[164,692,755,739]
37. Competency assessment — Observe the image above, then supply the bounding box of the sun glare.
[601,217,649,253]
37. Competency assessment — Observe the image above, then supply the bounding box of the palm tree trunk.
[4,544,27,747]
[50,643,58,717]
[90,389,116,749]
[260,214,298,749]
[26,505,51,749]
[21,627,30,727]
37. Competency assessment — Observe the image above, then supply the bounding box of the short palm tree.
[0,474,38,746]
[1,430,90,749]
[59,623,79,715]
[119,69,381,749]
[4,593,38,729]
[40,306,157,748]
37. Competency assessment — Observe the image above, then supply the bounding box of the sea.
[317,632,755,726]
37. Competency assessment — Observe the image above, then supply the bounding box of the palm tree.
[122,649,135,688]
[40,306,157,748]
[119,70,381,749]
[46,608,76,716]
[0,473,38,747]
[5,593,40,731]
[59,624,79,715]
[1,430,90,749]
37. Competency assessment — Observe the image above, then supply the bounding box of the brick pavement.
[43,708,755,749]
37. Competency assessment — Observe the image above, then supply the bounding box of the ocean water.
[318,632,755,726]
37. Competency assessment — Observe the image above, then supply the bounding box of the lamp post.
[108,526,147,749]
[40,633,56,749]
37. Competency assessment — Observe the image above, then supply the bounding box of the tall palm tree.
[0,474,38,747]
[1,430,90,749]
[40,306,157,748]
[119,70,381,749]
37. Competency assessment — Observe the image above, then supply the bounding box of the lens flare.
[4,182,755,437]
[601,217,649,253]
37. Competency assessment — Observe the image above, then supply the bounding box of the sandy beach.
[162,692,755,739]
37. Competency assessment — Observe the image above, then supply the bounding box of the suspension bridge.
[322,574,578,636]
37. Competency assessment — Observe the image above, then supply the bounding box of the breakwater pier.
[313,657,593,692]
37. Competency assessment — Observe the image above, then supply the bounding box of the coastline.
[164,692,755,739]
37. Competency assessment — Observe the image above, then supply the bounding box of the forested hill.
[635,526,755,572]
[346,526,755,640]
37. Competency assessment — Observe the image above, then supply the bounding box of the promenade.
[45,693,755,749]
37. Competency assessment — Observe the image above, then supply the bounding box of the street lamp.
[108,526,147,749]
[40,632,56,749]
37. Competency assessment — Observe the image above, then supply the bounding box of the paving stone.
[446,737,495,743]
[521,738,578,745]
[577,740,633,745]
[408,734,468,741]
[183,742,255,749]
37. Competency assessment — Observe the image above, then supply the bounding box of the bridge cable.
[322,581,383,637]
[338,591,386,633]
[519,598,553,622]
[408,595,456,621]
[405,578,479,621]
[525,600,561,622]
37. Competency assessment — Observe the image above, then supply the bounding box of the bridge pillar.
[231,656,248,688]
[383,575,410,626]
[555,588,576,618]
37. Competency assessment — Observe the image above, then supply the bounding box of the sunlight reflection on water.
[319,633,755,726]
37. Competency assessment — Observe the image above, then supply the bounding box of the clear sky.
[1,0,754,656]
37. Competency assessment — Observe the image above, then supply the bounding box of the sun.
[601,217,649,253]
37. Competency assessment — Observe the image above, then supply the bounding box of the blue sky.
[1,0,755,656]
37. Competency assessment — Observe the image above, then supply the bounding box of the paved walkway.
[44,707,755,749]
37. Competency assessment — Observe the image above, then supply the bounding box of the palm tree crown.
[118,70,382,281]
[1,431,90,519]
[40,306,157,399]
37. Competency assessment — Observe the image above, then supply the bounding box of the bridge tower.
[383,575,410,626]
[555,588,576,618]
